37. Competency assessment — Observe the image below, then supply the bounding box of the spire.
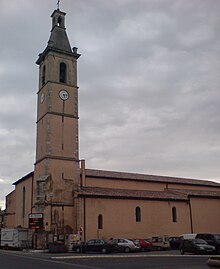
[36,9,80,65]
[48,9,72,53]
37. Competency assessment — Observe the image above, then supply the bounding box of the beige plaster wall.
[83,198,191,241]
[5,191,16,228]
[190,197,220,233]
[14,176,33,228]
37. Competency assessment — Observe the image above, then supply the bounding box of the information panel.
[29,213,44,229]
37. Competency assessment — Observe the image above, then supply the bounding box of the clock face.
[40,93,45,103]
[59,90,69,101]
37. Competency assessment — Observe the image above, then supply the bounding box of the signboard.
[29,213,44,229]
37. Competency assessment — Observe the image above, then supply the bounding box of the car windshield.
[194,239,207,245]
[152,237,162,242]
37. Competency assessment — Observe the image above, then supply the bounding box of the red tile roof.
[13,171,34,185]
[85,169,220,188]
[79,186,220,201]
[79,187,188,201]
[168,189,220,199]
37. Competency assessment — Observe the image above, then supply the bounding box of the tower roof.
[48,9,72,52]
[36,9,80,65]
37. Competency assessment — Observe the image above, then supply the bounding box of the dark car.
[132,239,152,252]
[72,239,118,254]
[179,239,215,255]
[169,236,181,249]
[196,233,220,254]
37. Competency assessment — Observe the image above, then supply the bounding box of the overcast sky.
[1,0,220,209]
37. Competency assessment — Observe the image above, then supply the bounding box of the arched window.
[57,16,62,26]
[22,187,26,218]
[59,62,66,83]
[98,214,103,229]
[135,206,141,222]
[42,65,46,85]
[172,207,177,222]
[53,209,58,223]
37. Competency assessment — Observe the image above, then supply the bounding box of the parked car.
[151,235,170,250]
[179,239,215,255]
[196,233,220,254]
[132,239,152,252]
[169,236,181,249]
[72,239,118,254]
[110,238,140,253]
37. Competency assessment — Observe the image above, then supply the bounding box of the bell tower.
[33,8,81,236]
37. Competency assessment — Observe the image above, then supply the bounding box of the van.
[0,228,32,249]
[151,235,170,250]
[179,234,197,240]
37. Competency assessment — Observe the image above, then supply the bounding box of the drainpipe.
[188,198,194,233]
[81,160,86,187]
[83,197,86,242]
[31,173,34,212]
[80,160,86,241]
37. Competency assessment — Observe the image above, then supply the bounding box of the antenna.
[57,0,60,10]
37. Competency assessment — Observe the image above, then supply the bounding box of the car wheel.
[76,247,81,253]
[124,247,130,253]
[157,246,162,251]
[180,249,184,255]
[101,248,107,254]
[140,247,145,252]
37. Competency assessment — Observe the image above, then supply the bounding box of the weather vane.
[57,0,60,10]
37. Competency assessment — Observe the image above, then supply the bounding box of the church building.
[4,8,220,248]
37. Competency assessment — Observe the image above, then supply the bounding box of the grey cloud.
[1,0,220,208]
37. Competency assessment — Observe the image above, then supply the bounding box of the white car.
[111,238,140,253]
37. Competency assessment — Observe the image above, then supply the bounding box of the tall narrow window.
[42,65,46,85]
[59,62,66,83]
[98,214,103,229]
[172,207,177,222]
[22,187,26,218]
[57,16,62,26]
[135,206,141,222]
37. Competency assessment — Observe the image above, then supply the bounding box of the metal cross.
[57,0,60,9]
